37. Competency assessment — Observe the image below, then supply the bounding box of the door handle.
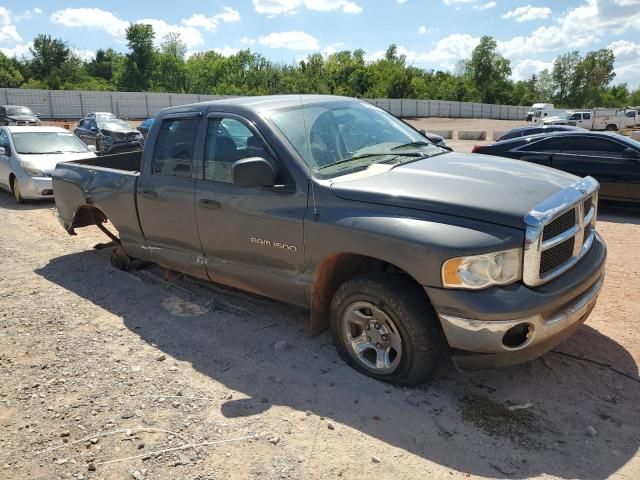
[141,189,158,199]
[199,198,221,209]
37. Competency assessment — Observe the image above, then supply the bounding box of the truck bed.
[71,150,143,172]
[52,151,143,242]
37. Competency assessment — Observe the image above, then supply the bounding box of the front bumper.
[102,140,143,154]
[17,175,53,199]
[426,232,606,369]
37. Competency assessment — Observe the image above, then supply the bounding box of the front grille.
[583,196,593,219]
[540,237,575,275]
[523,178,599,286]
[542,209,576,241]
[16,121,38,126]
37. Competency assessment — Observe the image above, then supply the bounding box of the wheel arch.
[309,252,431,335]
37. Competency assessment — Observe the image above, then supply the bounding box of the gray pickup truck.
[52,95,606,386]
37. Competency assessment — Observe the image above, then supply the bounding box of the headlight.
[21,162,44,177]
[442,248,522,289]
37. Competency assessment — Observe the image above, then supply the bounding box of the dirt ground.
[1,141,640,480]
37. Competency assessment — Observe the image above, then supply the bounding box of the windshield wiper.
[391,141,433,150]
[318,152,423,170]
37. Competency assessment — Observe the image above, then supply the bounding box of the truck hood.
[330,152,579,229]
[7,115,39,123]
[18,152,95,174]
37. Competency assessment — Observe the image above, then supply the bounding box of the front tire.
[330,273,445,386]
[11,177,24,204]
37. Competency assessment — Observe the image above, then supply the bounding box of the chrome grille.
[540,237,575,275]
[542,209,576,242]
[523,178,599,287]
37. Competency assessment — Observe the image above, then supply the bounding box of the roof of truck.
[164,95,358,115]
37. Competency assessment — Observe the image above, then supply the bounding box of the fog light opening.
[502,323,534,349]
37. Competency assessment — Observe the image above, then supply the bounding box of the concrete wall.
[0,88,530,121]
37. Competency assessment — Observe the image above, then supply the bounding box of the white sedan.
[0,126,96,203]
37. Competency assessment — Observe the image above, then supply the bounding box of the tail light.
[471,145,483,153]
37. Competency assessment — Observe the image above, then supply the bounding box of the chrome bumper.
[438,273,604,355]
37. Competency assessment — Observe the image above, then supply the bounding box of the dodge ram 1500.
[52,95,606,385]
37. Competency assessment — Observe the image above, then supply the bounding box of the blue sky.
[1,0,639,87]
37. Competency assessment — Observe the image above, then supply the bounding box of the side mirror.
[0,146,5,156]
[232,157,277,187]
[87,145,97,153]
[419,129,427,136]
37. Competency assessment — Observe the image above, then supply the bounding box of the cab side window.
[203,118,271,184]
[152,118,199,177]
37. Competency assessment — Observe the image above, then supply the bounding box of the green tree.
[552,51,580,106]
[569,49,615,107]
[28,34,72,89]
[120,24,156,91]
[153,32,187,92]
[465,36,512,104]
[0,52,24,87]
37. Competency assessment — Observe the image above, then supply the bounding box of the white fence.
[0,88,529,121]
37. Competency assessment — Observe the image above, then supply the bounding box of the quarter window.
[152,118,199,177]
[203,118,271,184]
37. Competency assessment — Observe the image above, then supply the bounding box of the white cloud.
[474,1,496,10]
[252,0,362,16]
[0,42,32,57]
[182,7,241,32]
[422,33,480,69]
[212,47,241,57]
[443,0,477,5]
[608,40,640,88]
[417,25,431,34]
[34,8,42,15]
[0,7,10,25]
[73,48,96,61]
[512,58,554,80]
[323,42,345,55]
[502,5,551,22]
[50,8,130,38]
[136,19,204,49]
[397,0,409,3]
[258,31,320,50]
[0,25,22,44]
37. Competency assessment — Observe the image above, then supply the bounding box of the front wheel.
[605,124,618,131]
[330,273,445,386]
[11,177,24,204]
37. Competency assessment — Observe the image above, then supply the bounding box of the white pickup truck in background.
[543,108,635,131]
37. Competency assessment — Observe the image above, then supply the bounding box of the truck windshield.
[267,101,444,175]
[12,132,89,154]
[7,106,35,116]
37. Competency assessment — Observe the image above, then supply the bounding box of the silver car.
[0,126,96,203]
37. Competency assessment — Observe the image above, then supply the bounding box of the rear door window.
[152,118,200,177]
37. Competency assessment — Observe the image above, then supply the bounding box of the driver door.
[195,114,307,306]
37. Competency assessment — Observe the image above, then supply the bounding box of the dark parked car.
[74,117,144,154]
[473,131,640,204]
[497,125,584,141]
[86,112,117,120]
[137,118,154,139]
[52,96,606,385]
[0,105,41,126]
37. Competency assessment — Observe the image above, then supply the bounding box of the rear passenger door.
[552,136,640,202]
[136,113,207,277]
[194,113,307,306]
